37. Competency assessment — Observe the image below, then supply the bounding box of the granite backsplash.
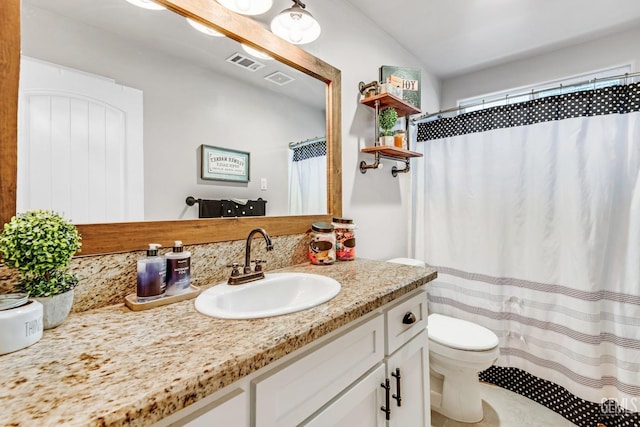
[0,234,310,313]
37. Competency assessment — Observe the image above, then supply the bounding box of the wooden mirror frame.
[0,0,341,255]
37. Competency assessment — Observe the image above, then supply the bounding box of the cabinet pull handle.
[402,312,416,325]
[380,379,391,420]
[392,368,402,406]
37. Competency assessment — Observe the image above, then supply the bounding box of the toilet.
[388,258,500,423]
[428,313,499,423]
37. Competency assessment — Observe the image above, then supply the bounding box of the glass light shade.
[241,44,274,60]
[217,0,273,15]
[125,0,166,10]
[270,4,321,45]
[186,18,224,37]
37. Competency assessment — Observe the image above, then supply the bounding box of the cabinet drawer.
[385,290,427,355]
[254,314,385,427]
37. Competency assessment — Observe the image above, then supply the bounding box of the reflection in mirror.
[19,0,327,224]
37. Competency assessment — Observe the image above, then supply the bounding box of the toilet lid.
[428,313,499,351]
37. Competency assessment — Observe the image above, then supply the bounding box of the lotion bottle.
[165,240,191,296]
[136,243,166,302]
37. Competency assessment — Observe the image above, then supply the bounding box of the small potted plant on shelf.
[378,107,398,146]
[0,210,82,329]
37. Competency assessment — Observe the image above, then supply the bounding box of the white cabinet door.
[386,330,430,427]
[302,364,386,427]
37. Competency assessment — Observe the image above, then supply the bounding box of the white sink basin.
[195,272,341,319]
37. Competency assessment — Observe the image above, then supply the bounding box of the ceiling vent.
[225,53,266,72]
[264,71,295,86]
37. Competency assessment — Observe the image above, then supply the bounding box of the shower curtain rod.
[288,136,326,149]
[412,71,640,124]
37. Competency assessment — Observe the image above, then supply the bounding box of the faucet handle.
[226,263,243,277]
[252,259,267,272]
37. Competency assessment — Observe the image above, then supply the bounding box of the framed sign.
[200,145,250,182]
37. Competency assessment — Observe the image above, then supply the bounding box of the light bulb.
[236,0,250,12]
[124,0,166,10]
[271,4,321,45]
[217,0,273,15]
[241,44,273,60]
[186,18,224,37]
[289,29,303,44]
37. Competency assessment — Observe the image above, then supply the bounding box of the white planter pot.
[34,289,74,329]
[379,135,395,146]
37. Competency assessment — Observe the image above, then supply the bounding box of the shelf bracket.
[361,151,412,177]
[391,158,410,177]
[360,151,381,174]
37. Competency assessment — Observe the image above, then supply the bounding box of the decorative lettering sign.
[200,145,250,182]
[380,65,422,110]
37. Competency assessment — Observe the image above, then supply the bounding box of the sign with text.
[201,145,250,182]
[380,65,422,110]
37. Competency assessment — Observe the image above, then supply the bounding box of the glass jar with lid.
[394,129,406,149]
[308,222,336,265]
[332,217,356,261]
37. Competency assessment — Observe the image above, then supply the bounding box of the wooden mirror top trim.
[1,0,342,255]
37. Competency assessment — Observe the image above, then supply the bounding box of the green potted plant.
[0,210,81,329]
[378,107,398,146]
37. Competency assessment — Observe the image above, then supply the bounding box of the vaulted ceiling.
[344,0,640,78]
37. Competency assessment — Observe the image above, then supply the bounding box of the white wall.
[303,0,440,261]
[441,26,640,109]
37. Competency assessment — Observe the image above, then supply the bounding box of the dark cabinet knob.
[402,312,416,325]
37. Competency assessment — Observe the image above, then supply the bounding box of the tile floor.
[431,383,577,426]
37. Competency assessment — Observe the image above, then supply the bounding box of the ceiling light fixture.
[241,44,274,60]
[186,18,224,37]
[216,0,273,16]
[124,0,166,10]
[270,0,320,45]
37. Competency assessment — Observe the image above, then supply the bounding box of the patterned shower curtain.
[413,82,640,426]
[288,139,327,215]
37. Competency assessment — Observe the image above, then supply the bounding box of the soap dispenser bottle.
[165,240,191,296]
[136,243,166,302]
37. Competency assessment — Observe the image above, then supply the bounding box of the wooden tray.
[124,285,201,311]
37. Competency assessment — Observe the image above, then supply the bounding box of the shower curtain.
[288,139,327,215]
[413,82,640,424]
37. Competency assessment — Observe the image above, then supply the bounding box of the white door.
[18,56,144,223]
[387,330,430,427]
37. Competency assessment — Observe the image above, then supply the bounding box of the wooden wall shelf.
[359,89,422,177]
[360,93,421,117]
[361,146,423,160]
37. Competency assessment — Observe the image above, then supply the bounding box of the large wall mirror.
[0,0,342,255]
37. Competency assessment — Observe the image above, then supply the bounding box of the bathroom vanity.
[0,259,436,426]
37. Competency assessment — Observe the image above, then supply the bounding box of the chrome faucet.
[228,228,274,285]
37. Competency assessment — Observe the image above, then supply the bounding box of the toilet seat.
[428,313,499,351]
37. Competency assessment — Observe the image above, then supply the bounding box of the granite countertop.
[0,259,436,426]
